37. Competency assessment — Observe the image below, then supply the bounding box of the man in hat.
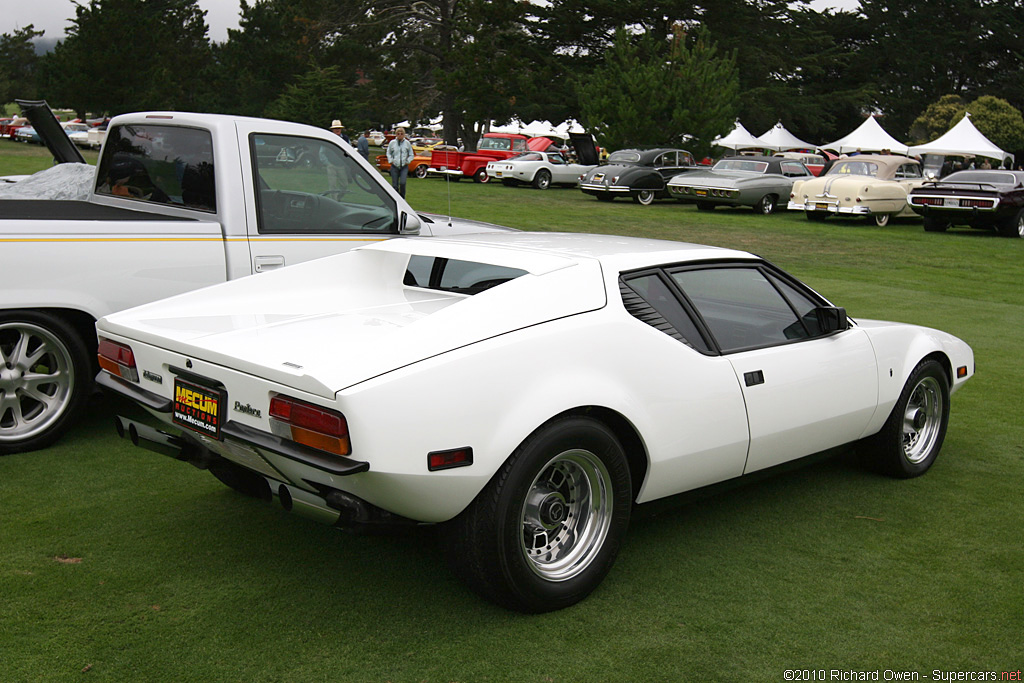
[330,119,350,144]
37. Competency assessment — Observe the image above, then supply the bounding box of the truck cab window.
[251,133,398,235]
[95,124,216,212]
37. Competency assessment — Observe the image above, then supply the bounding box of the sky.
[4,0,244,44]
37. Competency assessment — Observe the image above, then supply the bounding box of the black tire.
[805,210,827,221]
[997,207,1024,238]
[633,189,656,205]
[413,164,428,179]
[445,416,632,613]
[0,311,92,454]
[872,213,891,227]
[862,359,950,478]
[696,201,715,211]
[209,459,272,500]
[473,168,489,183]
[755,194,777,215]
[923,216,950,232]
[533,169,552,190]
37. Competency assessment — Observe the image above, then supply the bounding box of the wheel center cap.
[912,409,927,431]
[539,494,568,527]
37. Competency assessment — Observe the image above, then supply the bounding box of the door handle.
[254,255,285,273]
[744,370,764,387]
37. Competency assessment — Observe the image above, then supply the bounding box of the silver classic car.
[668,156,813,214]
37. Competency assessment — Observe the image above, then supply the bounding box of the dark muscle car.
[579,148,697,205]
[907,170,1024,237]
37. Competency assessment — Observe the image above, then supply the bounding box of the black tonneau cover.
[0,200,194,221]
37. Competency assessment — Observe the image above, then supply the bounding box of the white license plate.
[943,198,960,208]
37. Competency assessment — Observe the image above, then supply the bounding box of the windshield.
[827,160,879,177]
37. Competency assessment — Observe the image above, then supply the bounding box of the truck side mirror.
[400,212,421,236]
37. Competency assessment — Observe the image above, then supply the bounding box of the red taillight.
[97,338,139,382]
[269,395,350,455]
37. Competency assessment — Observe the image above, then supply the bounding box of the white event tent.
[757,122,816,151]
[908,113,1012,165]
[712,121,765,151]
[822,115,910,155]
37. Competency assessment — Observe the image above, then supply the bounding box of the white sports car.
[486,151,597,189]
[96,232,973,612]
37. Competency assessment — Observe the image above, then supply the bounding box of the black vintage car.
[907,170,1024,237]
[579,148,698,205]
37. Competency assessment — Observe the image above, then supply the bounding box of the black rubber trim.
[221,420,369,476]
[0,200,197,221]
[95,371,173,413]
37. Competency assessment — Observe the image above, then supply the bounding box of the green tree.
[853,0,997,137]
[0,25,44,104]
[264,64,353,129]
[576,26,738,155]
[207,0,348,118]
[965,95,1024,153]
[40,0,212,115]
[909,95,967,143]
[353,0,533,148]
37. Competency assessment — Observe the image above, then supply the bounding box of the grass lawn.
[1,143,1022,681]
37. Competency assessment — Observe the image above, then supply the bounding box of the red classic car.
[429,133,559,183]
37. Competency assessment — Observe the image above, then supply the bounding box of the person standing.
[386,127,414,198]
[330,119,350,144]
[356,130,370,160]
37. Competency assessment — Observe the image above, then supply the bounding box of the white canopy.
[908,113,1011,162]
[822,115,910,155]
[488,119,585,140]
[757,122,816,151]
[712,121,765,151]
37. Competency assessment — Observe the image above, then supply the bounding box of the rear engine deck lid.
[99,242,604,398]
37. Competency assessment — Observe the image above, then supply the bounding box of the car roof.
[366,231,757,273]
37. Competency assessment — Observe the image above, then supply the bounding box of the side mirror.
[815,306,849,333]
[400,212,421,236]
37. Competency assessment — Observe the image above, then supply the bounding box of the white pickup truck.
[0,104,508,454]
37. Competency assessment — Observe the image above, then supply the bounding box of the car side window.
[549,154,565,165]
[251,133,397,235]
[669,267,808,352]
[621,273,711,354]
[656,152,675,167]
[95,124,216,212]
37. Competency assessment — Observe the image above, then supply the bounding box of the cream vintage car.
[788,154,926,226]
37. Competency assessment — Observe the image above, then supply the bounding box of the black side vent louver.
[618,279,692,348]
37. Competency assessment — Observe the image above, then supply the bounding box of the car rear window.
[608,151,641,163]
[714,159,769,173]
[404,255,527,295]
[95,124,216,212]
[944,171,1016,186]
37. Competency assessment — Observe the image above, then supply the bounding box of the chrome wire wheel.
[519,448,613,582]
[901,375,944,465]
[0,321,75,444]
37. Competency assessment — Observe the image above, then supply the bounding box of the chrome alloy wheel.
[902,375,944,464]
[0,322,75,443]
[519,449,613,582]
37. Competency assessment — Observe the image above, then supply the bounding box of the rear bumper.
[788,200,870,216]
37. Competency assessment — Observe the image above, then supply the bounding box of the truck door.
[239,129,403,274]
